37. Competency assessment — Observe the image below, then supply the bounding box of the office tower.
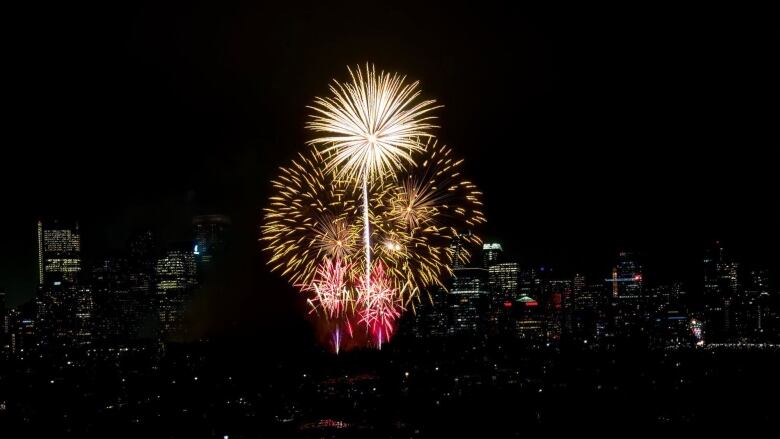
[609,251,642,299]
[448,267,489,335]
[449,234,467,270]
[487,262,519,335]
[411,288,449,339]
[702,243,743,341]
[511,294,544,343]
[37,219,81,286]
[0,289,6,330]
[703,241,724,298]
[128,230,159,336]
[449,231,480,270]
[92,257,137,342]
[482,243,503,268]
[156,243,198,337]
[5,303,37,355]
[193,214,231,266]
[488,262,520,299]
[571,282,607,342]
[573,274,585,297]
[519,268,538,297]
[35,219,91,348]
[749,269,770,293]
[543,279,571,342]
[36,283,93,348]
[605,252,645,339]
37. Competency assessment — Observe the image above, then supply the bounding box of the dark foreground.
[1,337,778,437]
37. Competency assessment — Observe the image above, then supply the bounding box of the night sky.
[3,2,778,333]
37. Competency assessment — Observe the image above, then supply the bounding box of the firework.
[307,64,441,296]
[261,150,361,286]
[306,64,440,183]
[374,140,486,302]
[356,261,402,349]
[301,257,353,319]
[261,65,485,351]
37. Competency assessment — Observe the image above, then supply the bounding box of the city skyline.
[3,3,778,308]
[1,214,777,308]
[1,2,778,434]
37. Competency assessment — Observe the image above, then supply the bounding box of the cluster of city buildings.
[1,216,231,356]
[411,240,778,349]
[2,221,777,357]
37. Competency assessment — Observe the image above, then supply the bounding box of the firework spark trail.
[362,173,371,297]
[307,65,440,183]
[300,257,353,318]
[333,327,341,355]
[307,65,442,319]
[262,65,486,350]
[356,261,402,348]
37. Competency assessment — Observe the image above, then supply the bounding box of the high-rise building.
[543,279,571,342]
[92,257,139,342]
[604,252,645,339]
[193,214,232,266]
[35,283,93,348]
[482,243,503,268]
[5,304,37,355]
[519,268,539,297]
[511,294,544,343]
[127,230,159,336]
[702,243,744,341]
[703,241,724,298]
[0,289,6,329]
[156,243,198,337]
[37,219,81,286]
[488,262,519,299]
[749,269,770,293]
[448,267,489,335]
[609,251,642,299]
[487,262,519,335]
[410,288,449,339]
[35,219,91,348]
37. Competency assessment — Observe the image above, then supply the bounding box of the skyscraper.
[488,262,520,335]
[37,219,81,286]
[35,219,91,348]
[156,243,198,338]
[192,214,232,266]
[702,242,743,341]
[448,267,489,335]
[488,262,519,299]
[609,251,642,299]
[92,257,137,342]
[482,243,503,268]
[605,252,645,339]
[0,289,6,328]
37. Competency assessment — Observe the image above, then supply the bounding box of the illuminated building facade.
[488,262,519,300]
[609,251,642,299]
[37,219,82,286]
[482,243,502,268]
[511,294,544,342]
[35,219,91,348]
[156,243,198,337]
[488,262,520,334]
[448,267,489,335]
[702,242,745,341]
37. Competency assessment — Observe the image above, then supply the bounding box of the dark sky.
[3,2,778,318]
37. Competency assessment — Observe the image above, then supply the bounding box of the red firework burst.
[356,261,403,348]
[299,257,353,319]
